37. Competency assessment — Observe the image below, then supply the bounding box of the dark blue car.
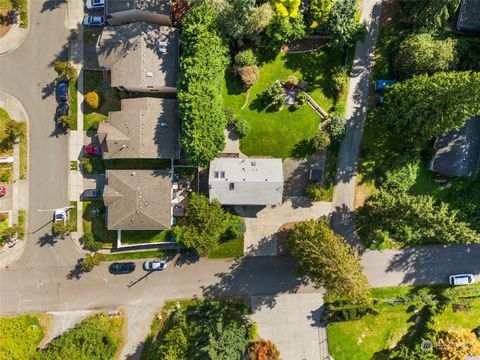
[56,79,69,103]
[109,262,136,275]
[374,80,397,92]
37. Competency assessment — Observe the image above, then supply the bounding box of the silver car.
[83,15,104,27]
[143,260,168,271]
[449,274,475,286]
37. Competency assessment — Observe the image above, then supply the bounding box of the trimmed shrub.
[85,91,101,110]
[237,65,259,88]
[82,233,102,252]
[331,67,349,99]
[246,339,280,360]
[236,118,252,137]
[247,322,258,341]
[312,129,330,151]
[224,107,238,126]
[306,184,329,202]
[324,303,377,322]
[325,116,346,143]
[234,49,257,67]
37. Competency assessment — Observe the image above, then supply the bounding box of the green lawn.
[0,0,13,10]
[17,210,25,240]
[84,155,171,174]
[83,70,128,131]
[18,122,27,179]
[121,230,171,245]
[208,236,244,259]
[434,297,480,332]
[223,48,345,158]
[0,215,9,243]
[69,201,77,232]
[82,200,116,247]
[69,77,78,130]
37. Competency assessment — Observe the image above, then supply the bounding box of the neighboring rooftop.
[103,170,173,230]
[97,22,178,90]
[456,0,480,32]
[209,158,284,206]
[106,0,172,16]
[430,116,480,177]
[98,97,180,159]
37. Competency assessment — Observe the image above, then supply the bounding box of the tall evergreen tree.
[287,219,371,303]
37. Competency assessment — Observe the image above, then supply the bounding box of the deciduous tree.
[327,0,361,48]
[437,328,480,360]
[402,0,461,29]
[287,219,371,303]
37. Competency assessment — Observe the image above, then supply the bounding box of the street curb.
[0,0,30,56]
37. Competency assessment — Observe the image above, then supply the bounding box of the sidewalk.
[0,91,29,268]
[0,10,28,55]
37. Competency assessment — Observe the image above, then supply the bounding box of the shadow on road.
[41,81,55,100]
[41,0,68,13]
[201,256,307,311]
[37,232,58,247]
[67,258,85,280]
[128,271,155,288]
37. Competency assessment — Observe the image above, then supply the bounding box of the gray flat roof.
[209,158,284,205]
[103,170,173,230]
[106,0,171,15]
[98,97,180,159]
[457,0,480,32]
[430,116,480,177]
[97,22,178,89]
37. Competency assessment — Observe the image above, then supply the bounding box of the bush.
[224,107,238,126]
[325,304,377,322]
[312,129,330,151]
[265,81,284,106]
[331,68,349,99]
[82,233,102,252]
[287,75,299,86]
[85,91,101,110]
[306,184,329,202]
[237,65,259,88]
[234,49,257,67]
[236,118,252,137]
[81,252,103,272]
[81,157,93,174]
[381,154,420,193]
[53,60,76,80]
[325,116,346,143]
[0,315,43,360]
[246,340,280,360]
[59,115,73,129]
[292,92,307,110]
[223,213,246,240]
[247,322,258,341]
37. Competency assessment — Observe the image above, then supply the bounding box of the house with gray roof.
[97,97,180,159]
[103,170,173,230]
[430,116,480,177]
[105,0,172,26]
[208,158,284,206]
[457,0,480,32]
[97,22,178,93]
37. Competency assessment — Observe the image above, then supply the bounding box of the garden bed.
[83,70,128,131]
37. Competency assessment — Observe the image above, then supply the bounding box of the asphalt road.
[0,0,79,270]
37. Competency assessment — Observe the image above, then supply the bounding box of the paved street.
[0,0,80,271]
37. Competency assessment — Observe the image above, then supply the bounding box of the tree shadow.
[224,70,244,96]
[289,139,315,160]
[201,256,308,311]
[41,81,55,100]
[37,232,57,247]
[41,0,67,13]
[66,258,85,280]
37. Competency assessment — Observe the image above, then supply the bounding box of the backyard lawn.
[83,70,128,131]
[223,48,345,158]
[83,200,116,247]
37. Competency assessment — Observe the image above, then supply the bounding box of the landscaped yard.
[82,200,116,247]
[83,70,128,131]
[327,285,480,359]
[121,230,171,245]
[69,76,78,130]
[223,47,346,158]
[83,155,171,174]
[69,201,77,232]
[208,236,244,259]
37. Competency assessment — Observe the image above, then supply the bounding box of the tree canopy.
[379,71,480,146]
[401,0,461,29]
[178,4,229,166]
[287,219,371,303]
[327,0,360,48]
[394,34,458,79]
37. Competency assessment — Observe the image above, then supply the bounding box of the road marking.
[37,280,44,288]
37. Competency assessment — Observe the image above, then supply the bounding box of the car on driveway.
[449,274,475,286]
[84,145,102,156]
[54,208,67,223]
[109,262,136,275]
[143,260,168,271]
[56,79,69,103]
[86,0,104,9]
[83,15,104,27]
[0,186,6,197]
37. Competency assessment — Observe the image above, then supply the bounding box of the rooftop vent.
[229,183,235,190]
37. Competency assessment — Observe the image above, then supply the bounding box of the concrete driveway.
[251,293,329,360]
[236,199,332,256]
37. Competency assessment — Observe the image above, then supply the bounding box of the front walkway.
[237,199,331,256]
[251,293,330,360]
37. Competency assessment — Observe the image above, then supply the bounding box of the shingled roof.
[103,170,173,230]
[208,158,284,206]
[97,97,179,159]
[97,22,178,90]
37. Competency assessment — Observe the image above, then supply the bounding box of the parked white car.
[54,208,67,223]
[86,0,105,10]
[449,274,475,286]
[83,15,104,27]
[143,260,168,271]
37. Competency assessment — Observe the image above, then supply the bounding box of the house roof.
[208,158,284,205]
[97,97,179,159]
[457,0,480,32]
[106,0,172,16]
[430,116,480,177]
[103,169,173,230]
[97,22,178,89]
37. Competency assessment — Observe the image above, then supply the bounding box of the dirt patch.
[0,9,14,38]
[354,179,373,209]
[276,222,298,255]
[282,36,329,53]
